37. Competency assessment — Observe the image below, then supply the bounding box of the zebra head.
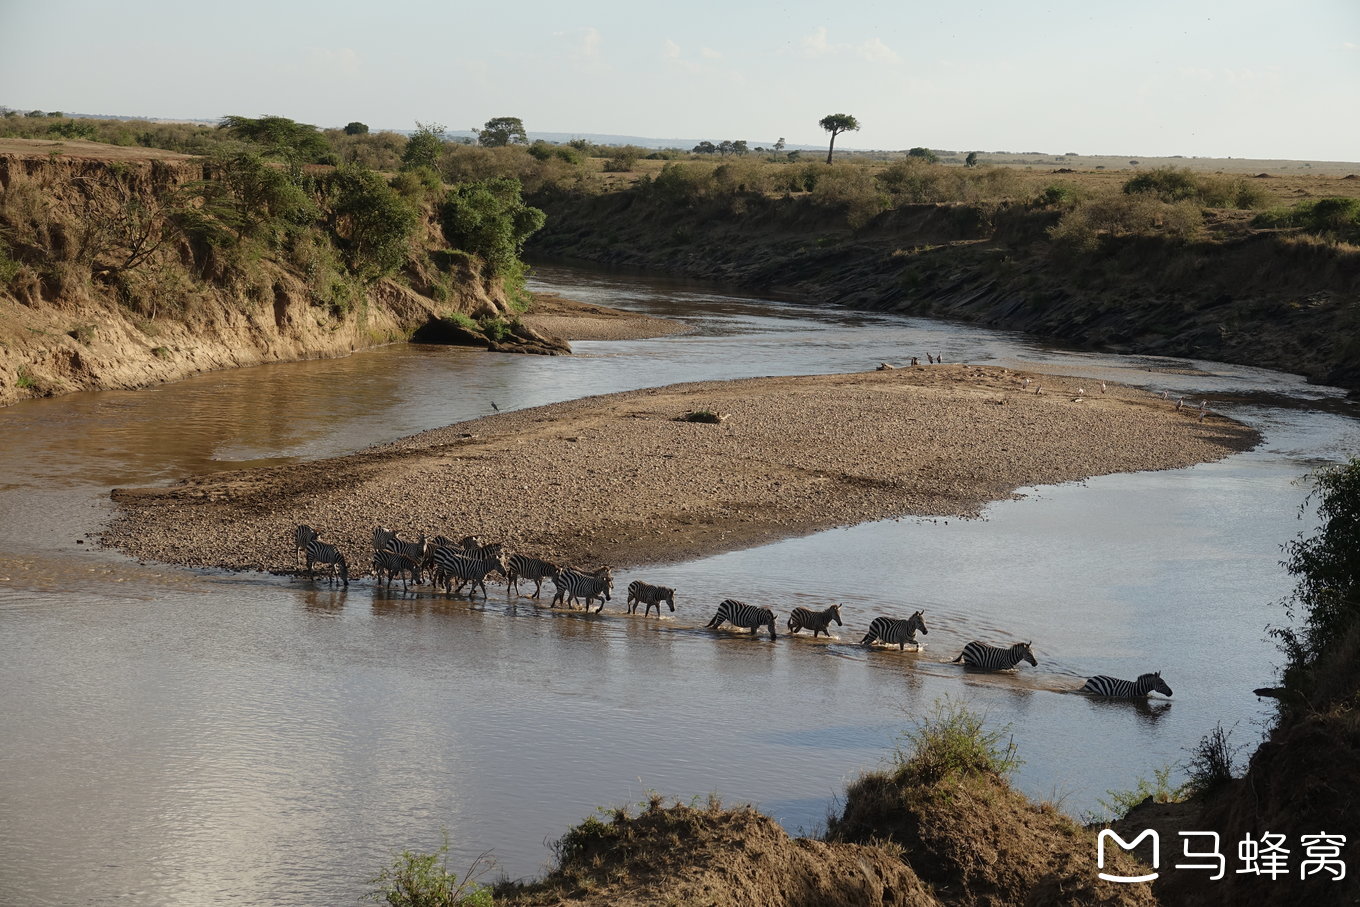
[660,586,676,611]
[829,603,843,625]
[909,609,928,636]
[336,555,350,586]
[1015,641,1037,666]
[1144,672,1173,697]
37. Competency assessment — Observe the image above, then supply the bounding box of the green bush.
[1124,167,1200,202]
[892,696,1021,786]
[1092,764,1185,821]
[477,315,513,342]
[1035,185,1078,208]
[649,162,714,205]
[366,835,493,907]
[325,164,419,280]
[1050,192,1203,250]
[439,177,546,276]
[810,165,887,228]
[1273,458,1360,692]
[1182,722,1244,797]
[1124,167,1266,209]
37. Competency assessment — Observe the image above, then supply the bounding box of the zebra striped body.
[788,603,843,638]
[860,611,929,650]
[462,539,504,561]
[372,550,421,589]
[626,580,675,616]
[952,640,1037,670]
[294,524,318,568]
[1081,672,1173,698]
[431,547,506,597]
[706,599,777,640]
[507,554,559,597]
[380,533,428,584]
[305,539,349,586]
[551,568,614,613]
[373,526,398,552]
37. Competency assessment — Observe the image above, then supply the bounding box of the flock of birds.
[292,523,1175,701]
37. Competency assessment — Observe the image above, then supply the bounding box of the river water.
[1,265,1357,906]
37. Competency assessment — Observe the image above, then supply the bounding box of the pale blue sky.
[2,0,1357,160]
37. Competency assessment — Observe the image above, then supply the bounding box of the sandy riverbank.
[105,364,1258,575]
[521,291,692,341]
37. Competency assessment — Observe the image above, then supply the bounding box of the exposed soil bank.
[104,365,1256,575]
[496,774,1157,907]
[526,189,1360,391]
[0,148,571,407]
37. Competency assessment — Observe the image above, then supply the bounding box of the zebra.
[294,524,318,569]
[952,640,1037,670]
[462,539,504,561]
[507,553,559,598]
[372,549,421,590]
[1081,672,1173,698]
[705,599,777,640]
[551,567,613,613]
[375,532,429,582]
[626,580,675,616]
[788,603,844,638]
[305,539,349,586]
[373,526,398,552]
[860,611,929,650]
[431,547,506,597]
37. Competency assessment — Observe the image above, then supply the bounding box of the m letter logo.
[1098,829,1160,883]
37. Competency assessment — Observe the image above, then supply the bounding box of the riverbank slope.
[526,174,1360,390]
[0,144,571,406]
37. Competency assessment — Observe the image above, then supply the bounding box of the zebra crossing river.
[1,264,1358,906]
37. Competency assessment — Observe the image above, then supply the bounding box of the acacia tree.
[477,117,528,147]
[819,113,860,164]
[218,115,330,180]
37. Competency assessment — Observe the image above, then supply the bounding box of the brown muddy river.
[1,265,1358,905]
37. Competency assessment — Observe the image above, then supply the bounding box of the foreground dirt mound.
[498,799,941,907]
[1156,707,1360,906]
[829,769,1157,907]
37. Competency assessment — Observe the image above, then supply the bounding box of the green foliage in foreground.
[367,835,493,907]
[892,696,1021,785]
[1274,458,1360,692]
[1091,764,1185,822]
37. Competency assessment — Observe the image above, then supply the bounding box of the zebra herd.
[292,524,1173,701]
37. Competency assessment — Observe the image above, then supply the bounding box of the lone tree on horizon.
[478,116,528,147]
[819,113,860,164]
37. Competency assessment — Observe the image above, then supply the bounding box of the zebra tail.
[859,632,876,647]
[951,651,965,663]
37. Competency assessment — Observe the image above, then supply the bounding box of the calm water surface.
[1,265,1357,905]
